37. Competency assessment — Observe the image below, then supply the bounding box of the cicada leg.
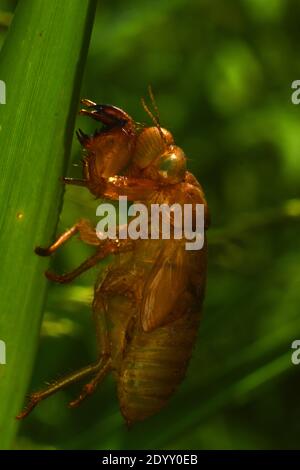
[35,219,99,256]
[68,360,111,408]
[67,257,141,408]
[17,239,135,419]
[90,175,158,201]
[69,298,111,408]
[17,301,112,419]
[45,250,106,284]
[45,238,134,284]
[62,177,87,187]
[16,356,110,420]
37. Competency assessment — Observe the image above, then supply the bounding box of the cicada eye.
[156,146,186,184]
[133,127,174,169]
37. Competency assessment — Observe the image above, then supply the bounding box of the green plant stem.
[0,0,96,449]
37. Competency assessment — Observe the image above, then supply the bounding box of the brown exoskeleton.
[17,90,209,424]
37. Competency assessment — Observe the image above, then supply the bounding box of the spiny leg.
[68,291,111,408]
[79,101,132,127]
[35,225,79,256]
[35,219,98,257]
[68,268,142,409]
[17,290,112,419]
[17,239,135,418]
[16,359,105,419]
[45,250,105,284]
[46,238,134,284]
[90,175,158,201]
[69,359,111,408]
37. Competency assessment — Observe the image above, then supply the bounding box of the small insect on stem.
[17,89,209,424]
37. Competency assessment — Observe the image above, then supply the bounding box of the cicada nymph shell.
[18,92,209,426]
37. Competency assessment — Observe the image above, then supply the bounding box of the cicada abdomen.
[118,300,203,424]
[95,238,207,424]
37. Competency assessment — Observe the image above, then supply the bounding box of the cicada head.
[132,89,187,184]
[133,126,187,184]
[133,126,173,168]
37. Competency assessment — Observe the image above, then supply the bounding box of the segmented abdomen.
[117,311,199,424]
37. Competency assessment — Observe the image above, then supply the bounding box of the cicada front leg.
[44,238,134,284]
[35,219,104,284]
[35,219,99,256]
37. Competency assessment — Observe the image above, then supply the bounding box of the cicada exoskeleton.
[18,90,209,424]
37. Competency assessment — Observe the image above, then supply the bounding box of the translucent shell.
[133,127,174,169]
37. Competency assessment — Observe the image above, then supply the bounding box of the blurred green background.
[2,0,300,450]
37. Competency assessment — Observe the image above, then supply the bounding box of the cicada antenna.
[148,85,161,124]
[141,88,168,145]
